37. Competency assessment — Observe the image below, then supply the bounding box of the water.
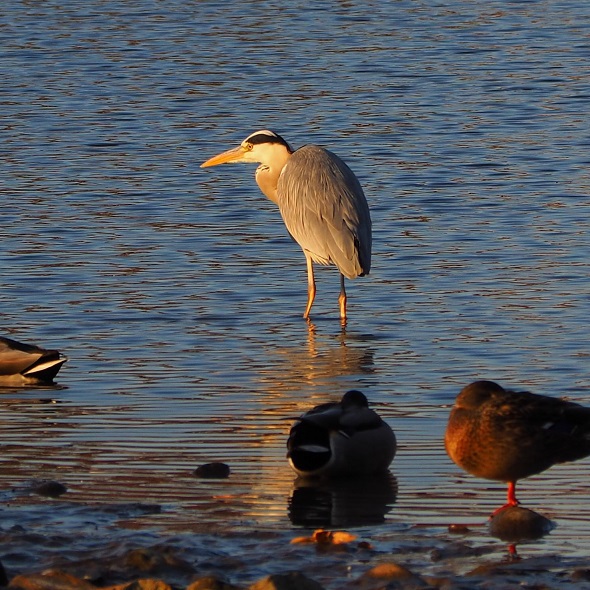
[1,0,590,586]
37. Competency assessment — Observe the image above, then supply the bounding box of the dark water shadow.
[288,472,398,528]
[0,382,68,395]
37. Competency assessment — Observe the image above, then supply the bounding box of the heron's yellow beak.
[200,145,248,168]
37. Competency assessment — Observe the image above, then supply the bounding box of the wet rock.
[194,463,231,479]
[31,481,67,498]
[125,548,164,571]
[31,546,196,590]
[123,546,196,576]
[468,555,563,578]
[187,576,240,590]
[488,506,555,543]
[108,580,172,590]
[419,575,453,589]
[430,540,490,561]
[358,563,428,589]
[571,568,590,582]
[9,570,96,590]
[247,572,324,590]
[0,560,8,586]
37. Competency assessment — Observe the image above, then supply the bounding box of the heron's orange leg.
[303,255,316,320]
[338,273,347,324]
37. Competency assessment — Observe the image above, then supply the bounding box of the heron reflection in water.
[201,130,372,324]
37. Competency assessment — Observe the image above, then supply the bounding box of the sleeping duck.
[287,390,396,478]
[0,336,67,383]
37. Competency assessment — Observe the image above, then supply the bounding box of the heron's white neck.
[254,145,291,205]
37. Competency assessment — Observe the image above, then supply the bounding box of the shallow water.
[1,0,590,587]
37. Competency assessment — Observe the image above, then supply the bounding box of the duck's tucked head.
[340,389,369,409]
[455,380,506,410]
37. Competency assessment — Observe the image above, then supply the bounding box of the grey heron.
[200,130,372,323]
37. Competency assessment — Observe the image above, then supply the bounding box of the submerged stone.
[31,481,67,498]
[194,463,231,479]
[489,506,555,543]
[114,580,173,590]
[9,570,95,590]
[360,562,427,588]
[187,576,240,590]
[248,571,325,590]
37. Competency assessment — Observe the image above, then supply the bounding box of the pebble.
[430,540,490,561]
[359,563,428,589]
[9,570,96,590]
[187,576,240,590]
[194,463,231,479]
[31,481,68,498]
[571,568,590,582]
[123,547,197,578]
[247,572,325,590]
[488,505,555,543]
[112,580,173,590]
[0,560,7,586]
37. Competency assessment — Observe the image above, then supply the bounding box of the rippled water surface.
[2,0,590,587]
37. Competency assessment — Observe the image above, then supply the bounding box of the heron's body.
[0,336,67,383]
[287,390,396,478]
[201,130,371,322]
[279,145,371,279]
[445,380,590,511]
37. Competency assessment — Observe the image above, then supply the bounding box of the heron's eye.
[245,143,253,151]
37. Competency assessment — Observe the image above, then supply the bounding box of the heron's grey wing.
[277,145,371,279]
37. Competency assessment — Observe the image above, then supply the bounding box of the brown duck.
[0,336,67,383]
[445,380,590,510]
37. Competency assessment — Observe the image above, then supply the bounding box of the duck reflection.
[288,473,398,527]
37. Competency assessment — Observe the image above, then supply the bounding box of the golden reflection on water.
[257,321,375,403]
[206,322,384,526]
[0,320,414,534]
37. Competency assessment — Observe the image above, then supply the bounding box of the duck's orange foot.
[490,500,520,519]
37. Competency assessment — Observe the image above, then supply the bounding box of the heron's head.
[200,130,293,168]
